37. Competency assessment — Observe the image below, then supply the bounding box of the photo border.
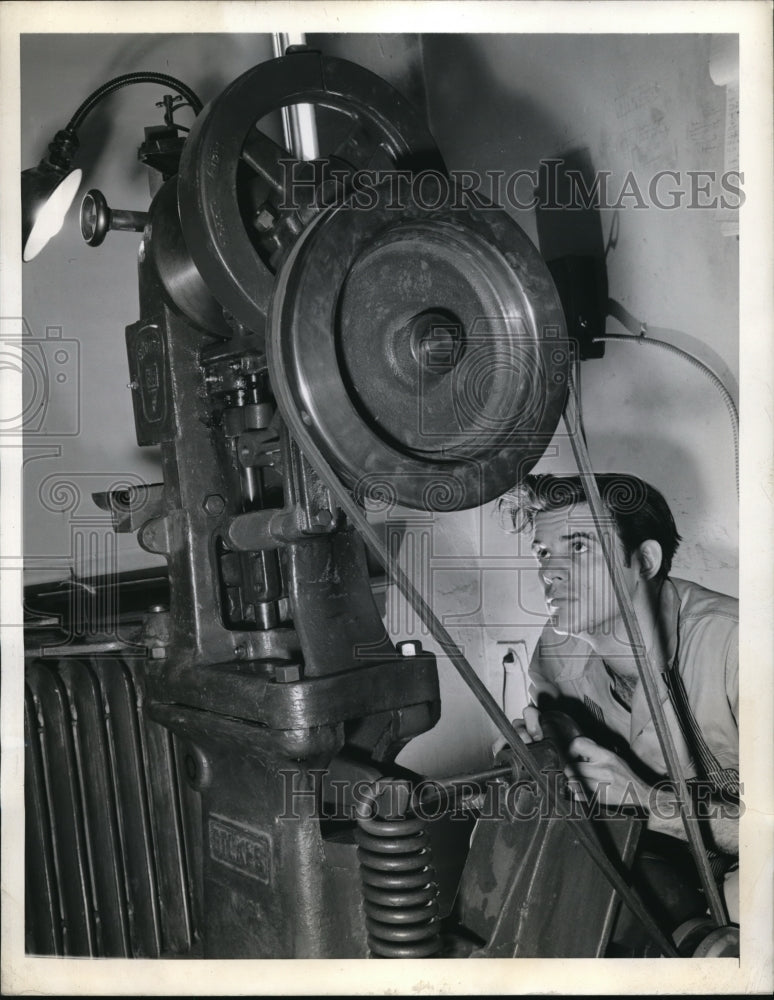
[1,1,772,995]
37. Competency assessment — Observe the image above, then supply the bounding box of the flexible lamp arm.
[48,72,203,168]
[64,71,203,134]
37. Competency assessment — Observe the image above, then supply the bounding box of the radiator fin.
[25,654,196,957]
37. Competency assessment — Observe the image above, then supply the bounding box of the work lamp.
[20,71,202,261]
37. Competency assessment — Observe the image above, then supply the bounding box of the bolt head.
[397,640,422,657]
[203,493,226,516]
[254,207,276,232]
[149,646,167,659]
[313,509,333,527]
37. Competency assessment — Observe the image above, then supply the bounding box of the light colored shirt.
[528,577,738,781]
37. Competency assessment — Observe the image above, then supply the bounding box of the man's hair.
[497,473,682,579]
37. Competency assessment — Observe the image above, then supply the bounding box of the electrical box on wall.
[547,255,607,361]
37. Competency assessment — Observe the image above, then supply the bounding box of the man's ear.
[636,540,663,580]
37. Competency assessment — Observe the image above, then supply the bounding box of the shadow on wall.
[420,33,566,177]
[420,34,610,247]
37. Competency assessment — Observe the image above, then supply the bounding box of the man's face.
[531,502,636,639]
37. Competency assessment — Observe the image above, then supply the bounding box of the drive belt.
[564,376,728,926]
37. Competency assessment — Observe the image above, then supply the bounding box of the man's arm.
[646,781,739,854]
[565,736,739,855]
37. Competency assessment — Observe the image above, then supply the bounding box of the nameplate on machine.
[208,815,272,884]
[126,318,172,446]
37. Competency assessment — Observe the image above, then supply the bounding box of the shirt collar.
[649,577,680,670]
[537,627,593,680]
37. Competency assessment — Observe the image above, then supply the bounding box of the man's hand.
[514,705,544,744]
[564,736,651,810]
[491,706,544,757]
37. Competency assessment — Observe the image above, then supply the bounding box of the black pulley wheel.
[177,51,445,335]
[268,179,570,511]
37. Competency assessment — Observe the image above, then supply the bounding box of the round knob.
[80,188,148,247]
[80,189,110,246]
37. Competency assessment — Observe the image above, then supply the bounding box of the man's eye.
[571,540,588,554]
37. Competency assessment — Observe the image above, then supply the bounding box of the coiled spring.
[355,814,441,958]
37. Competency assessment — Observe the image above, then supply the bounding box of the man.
[497,472,739,927]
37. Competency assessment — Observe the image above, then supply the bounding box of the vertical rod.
[272,33,320,160]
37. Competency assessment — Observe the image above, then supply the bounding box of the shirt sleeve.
[675,608,739,773]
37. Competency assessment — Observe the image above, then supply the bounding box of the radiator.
[24,650,201,957]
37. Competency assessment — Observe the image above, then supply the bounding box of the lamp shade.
[21,161,83,261]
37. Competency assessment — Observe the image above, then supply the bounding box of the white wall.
[20,33,738,777]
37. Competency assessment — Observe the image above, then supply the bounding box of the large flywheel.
[176,49,569,511]
[177,50,446,335]
[269,179,569,510]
